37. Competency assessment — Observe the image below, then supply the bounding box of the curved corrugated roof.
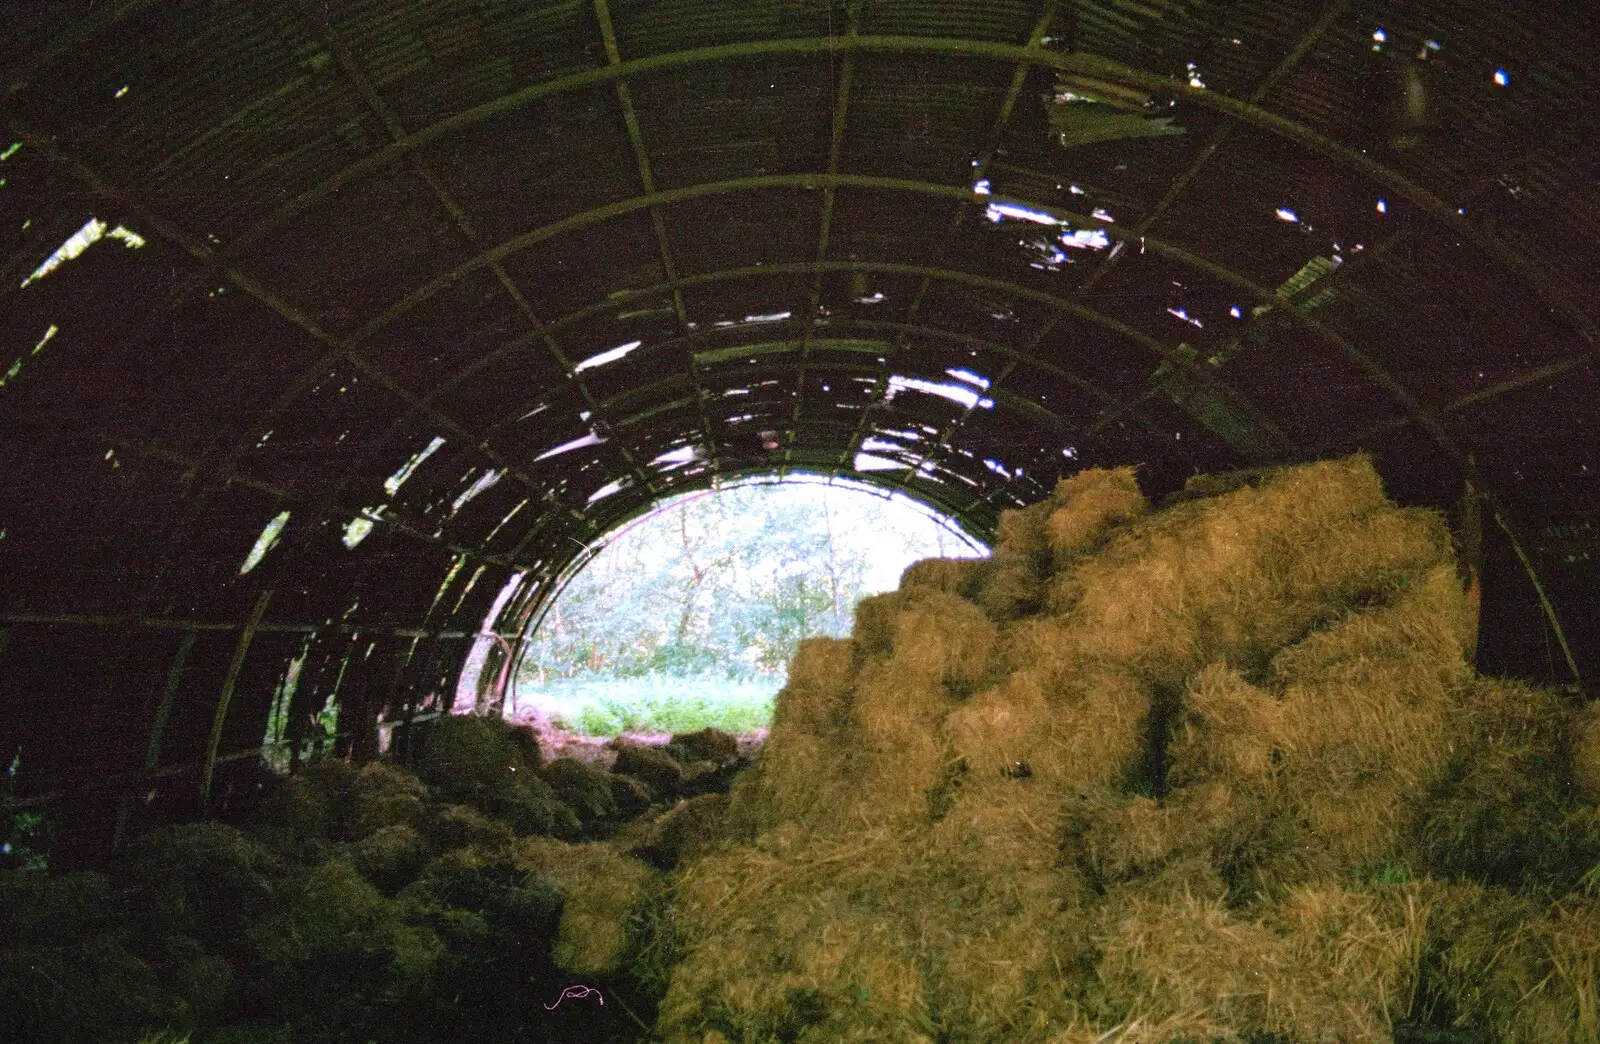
[1,0,1596,859]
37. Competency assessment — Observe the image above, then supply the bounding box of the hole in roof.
[887,375,994,411]
[495,479,985,741]
[20,219,146,288]
[240,510,291,574]
[385,436,446,496]
[587,476,633,505]
[536,430,606,461]
[1,324,59,389]
[452,469,503,514]
[573,340,643,373]
[652,445,699,470]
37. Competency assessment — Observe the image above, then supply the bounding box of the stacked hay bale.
[658,456,1600,1044]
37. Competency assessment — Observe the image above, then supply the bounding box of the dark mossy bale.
[0,869,188,1044]
[609,773,654,818]
[422,802,516,853]
[346,762,429,840]
[119,823,281,948]
[668,727,739,764]
[254,757,355,850]
[353,823,431,893]
[417,714,577,838]
[611,741,685,798]
[540,756,620,829]
[242,857,443,1040]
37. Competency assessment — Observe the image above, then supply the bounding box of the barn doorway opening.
[508,478,985,748]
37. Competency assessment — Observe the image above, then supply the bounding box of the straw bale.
[995,499,1054,568]
[1092,883,1283,1033]
[661,836,937,1042]
[1042,567,1089,616]
[346,762,428,840]
[1091,879,1425,1041]
[924,776,1071,885]
[1265,882,1430,1039]
[1075,786,1234,884]
[352,824,430,893]
[852,661,952,747]
[1030,664,1150,795]
[899,556,982,597]
[996,618,1077,689]
[887,588,997,691]
[853,591,903,659]
[743,729,824,824]
[856,727,948,827]
[942,670,1049,777]
[1062,455,1442,687]
[775,636,856,731]
[1166,663,1291,790]
[1165,466,1272,505]
[1422,881,1600,1043]
[1269,563,1472,689]
[848,663,952,824]
[1045,466,1146,567]
[970,557,1042,622]
[1260,567,1469,869]
[612,741,685,798]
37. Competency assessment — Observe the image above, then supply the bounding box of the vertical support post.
[114,628,197,849]
[201,589,274,808]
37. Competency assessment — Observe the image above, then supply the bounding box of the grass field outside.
[512,673,779,737]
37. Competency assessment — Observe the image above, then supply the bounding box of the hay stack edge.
[5,455,1599,1044]
[657,454,1600,1043]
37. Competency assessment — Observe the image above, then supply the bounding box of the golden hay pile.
[653,456,1600,1044]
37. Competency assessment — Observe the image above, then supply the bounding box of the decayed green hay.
[654,454,1600,1043]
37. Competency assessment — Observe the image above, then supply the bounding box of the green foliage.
[519,482,979,687]
[569,683,775,739]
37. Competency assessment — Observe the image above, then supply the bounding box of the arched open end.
[452,474,986,752]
